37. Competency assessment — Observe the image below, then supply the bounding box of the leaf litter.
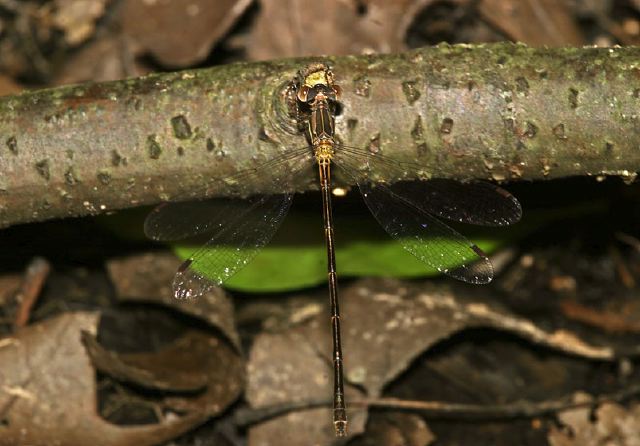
[0,251,246,446]
[0,312,230,446]
[548,392,640,446]
[106,251,241,350]
[242,277,635,445]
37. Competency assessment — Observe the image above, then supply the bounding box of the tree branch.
[1,43,639,228]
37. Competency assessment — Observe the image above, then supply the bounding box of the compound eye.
[297,85,311,102]
[306,87,318,102]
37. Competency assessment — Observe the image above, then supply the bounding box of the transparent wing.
[145,147,313,241]
[144,147,315,299]
[335,145,522,226]
[335,151,495,284]
[172,192,295,299]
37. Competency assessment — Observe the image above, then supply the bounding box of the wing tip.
[496,187,523,226]
[177,258,193,273]
[447,246,494,284]
[143,203,169,240]
[172,261,204,300]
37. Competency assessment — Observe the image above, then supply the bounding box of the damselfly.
[144,63,522,436]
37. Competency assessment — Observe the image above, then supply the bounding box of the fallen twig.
[234,382,640,427]
[13,257,51,328]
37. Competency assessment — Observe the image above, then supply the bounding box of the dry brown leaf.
[53,0,111,46]
[0,75,22,97]
[245,277,622,442]
[247,0,431,60]
[248,405,365,446]
[106,251,241,350]
[84,329,244,415]
[247,329,367,445]
[351,413,435,446]
[120,0,253,67]
[303,279,615,398]
[55,34,150,85]
[0,273,21,306]
[0,312,212,446]
[548,392,640,446]
[560,297,640,333]
[84,331,203,392]
[479,0,585,46]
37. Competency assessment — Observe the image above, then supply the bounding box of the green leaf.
[99,198,606,293]
[173,210,510,292]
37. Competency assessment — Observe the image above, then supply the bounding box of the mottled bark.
[1,43,639,228]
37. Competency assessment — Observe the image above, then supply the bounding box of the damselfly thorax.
[293,64,340,166]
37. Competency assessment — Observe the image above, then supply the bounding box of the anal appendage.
[334,409,347,437]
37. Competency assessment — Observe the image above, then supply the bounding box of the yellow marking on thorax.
[314,143,335,165]
[304,71,329,88]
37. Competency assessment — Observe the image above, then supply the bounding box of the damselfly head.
[295,63,341,104]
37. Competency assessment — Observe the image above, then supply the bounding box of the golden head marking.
[299,63,333,87]
[304,69,331,88]
[295,63,341,104]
